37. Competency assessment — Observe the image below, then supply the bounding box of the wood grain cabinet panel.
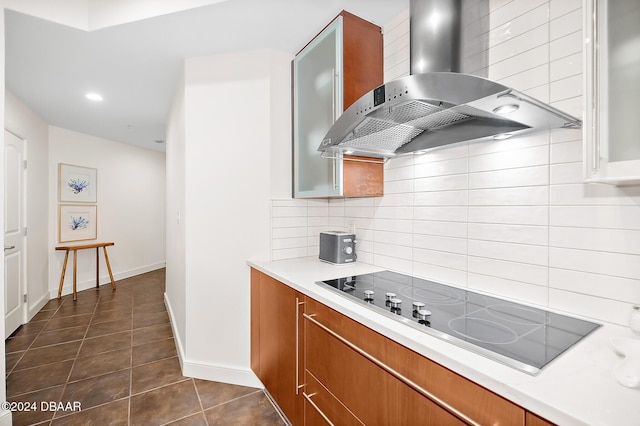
[343,155,384,197]
[526,411,556,426]
[250,270,304,425]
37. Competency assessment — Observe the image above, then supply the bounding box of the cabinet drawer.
[306,312,466,425]
[303,371,363,426]
[304,298,525,426]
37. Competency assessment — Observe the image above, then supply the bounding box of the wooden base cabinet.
[250,269,304,425]
[251,270,556,426]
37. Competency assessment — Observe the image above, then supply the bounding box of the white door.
[4,130,25,338]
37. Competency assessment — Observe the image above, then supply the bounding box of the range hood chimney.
[317,0,581,159]
[410,0,461,74]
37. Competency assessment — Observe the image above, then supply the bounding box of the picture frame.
[59,164,97,203]
[59,204,97,243]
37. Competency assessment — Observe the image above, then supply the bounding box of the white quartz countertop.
[248,257,640,426]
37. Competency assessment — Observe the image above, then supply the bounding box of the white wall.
[165,70,187,357]
[4,92,50,319]
[270,1,640,328]
[165,48,292,387]
[49,126,166,297]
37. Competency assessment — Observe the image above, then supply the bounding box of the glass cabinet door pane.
[606,1,640,162]
[293,18,343,197]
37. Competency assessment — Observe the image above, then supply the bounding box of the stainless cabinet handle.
[303,392,335,426]
[303,313,481,426]
[592,0,601,171]
[331,67,337,123]
[295,297,305,395]
[332,158,337,191]
[4,245,15,251]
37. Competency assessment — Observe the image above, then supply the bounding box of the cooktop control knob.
[389,298,402,309]
[412,301,425,311]
[417,309,432,321]
[385,292,396,301]
[363,290,374,300]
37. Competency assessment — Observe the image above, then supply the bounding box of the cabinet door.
[293,17,344,198]
[584,0,640,184]
[251,270,304,425]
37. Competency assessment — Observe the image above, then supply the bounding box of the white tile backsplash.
[468,205,549,226]
[469,165,549,189]
[468,256,549,286]
[488,24,549,66]
[495,64,549,91]
[550,74,582,102]
[549,0,582,19]
[488,4,549,47]
[271,1,640,326]
[549,30,582,61]
[468,239,549,266]
[488,44,550,81]
[550,140,582,163]
[550,52,582,81]
[468,223,548,245]
[468,186,549,206]
[549,8,582,40]
[468,273,549,306]
[489,0,548,31]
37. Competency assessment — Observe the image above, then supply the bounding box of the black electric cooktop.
[318,270,600,375]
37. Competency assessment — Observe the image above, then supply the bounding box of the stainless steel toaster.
[319,231,356,264]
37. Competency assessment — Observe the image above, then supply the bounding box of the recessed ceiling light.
[493,104,519,114]
[85,93,103,101]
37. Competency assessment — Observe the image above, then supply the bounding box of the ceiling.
[5,0,408,152]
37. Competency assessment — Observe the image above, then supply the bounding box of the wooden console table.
[55,242,116,300]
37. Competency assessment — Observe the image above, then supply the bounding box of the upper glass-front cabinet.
[292,11,384,199]
[584,0,640,185]
[293,17,344,198]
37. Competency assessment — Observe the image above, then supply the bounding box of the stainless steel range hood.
[317,0,582,159]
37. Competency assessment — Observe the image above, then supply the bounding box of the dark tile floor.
[5,269,286,426]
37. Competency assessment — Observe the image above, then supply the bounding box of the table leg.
[96,247,100,289]
[57,250,70,299]
[73,249,78,301]
[103,246,116,290]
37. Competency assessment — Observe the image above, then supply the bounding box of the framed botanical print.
[59,204,97,243]
[59,164,97,203]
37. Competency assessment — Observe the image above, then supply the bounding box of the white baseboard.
[0,409,11,426]
[50,262,166,299]
[27,291,51,322]
[164,292,185,367]
[181,360,263,389]
[164,292,263,389]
